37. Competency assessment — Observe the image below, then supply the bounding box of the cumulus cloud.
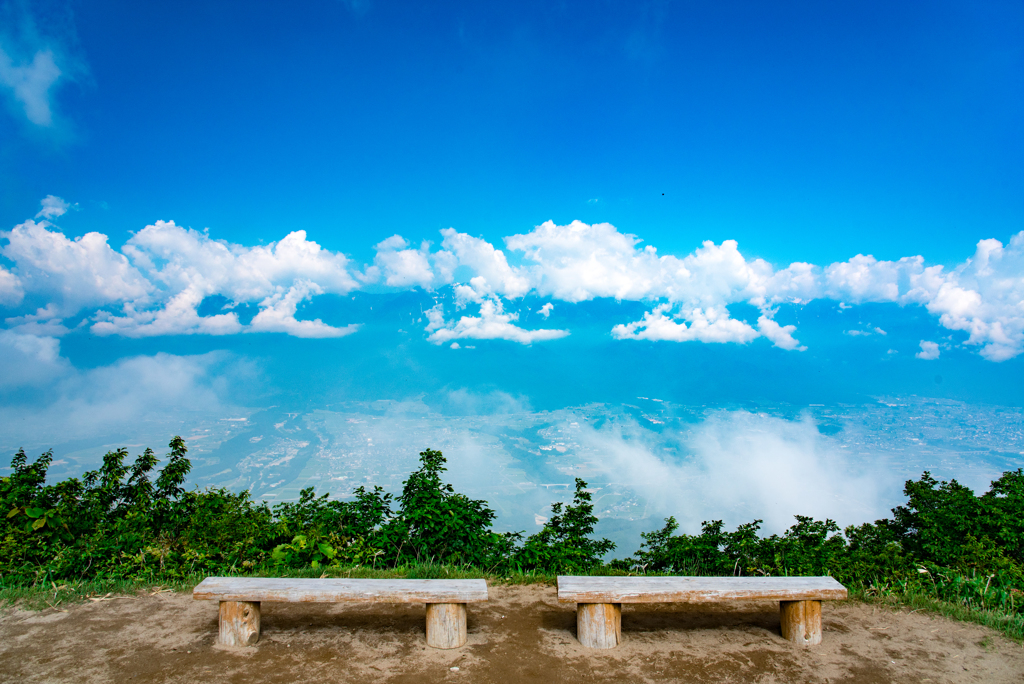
[923,234,1024,362]
[105,220,359,337]
[428,221,1024,360]
[502,222,777,308]
[1,208,364,338]
[916,341,940,360]
[123,221,358,299]
[611,304,760,344]
[819,234,1024,361]
[2,218,152,314]
[92,288,243,338]
[0,265,23,306]
[371,235,454,290]
[756,315,806,351]
[440,228,530,299]
[4,201,1024,357]
[249,281,360,338]
[426,298,569,345]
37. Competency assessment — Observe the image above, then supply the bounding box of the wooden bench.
[193,577,488,649]
[557,575,848,648]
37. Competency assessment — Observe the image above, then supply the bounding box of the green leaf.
[31,517,47,530]
[6,507,19,518]
[25,507,45,518]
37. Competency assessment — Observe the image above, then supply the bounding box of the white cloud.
[2,219,152,314]
[0,47,61,126]
[437,221,1024,359]
[124,221,358,300]
[921,234,1024,362]
[0,265,23,306]
[817,233,1024,361]
[609,305,803,350]
[5,303,70,336]
[756,315,806,351]
[575,411,898,534]
[0,330,67,388]
[611,304,760,344]
[844,326,887,337]
[248,281,360,338]
[100,221,360,337]
[424,303,446,332]
[372,235,435,289]
[92,286,243,337]
[426,298,569,345]
[4,203,1024,357]
[372,234,455,290]
[502,222,776,308]
[916,341,940,360]
[440,228,530,299]
[0,350,249,447]
[35,195,74,219]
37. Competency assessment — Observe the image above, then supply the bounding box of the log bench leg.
[425,602,467,649]
[576,603,621,649]
[779,600,822,646]
[218,600,260,647]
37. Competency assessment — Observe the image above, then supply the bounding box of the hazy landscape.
[10,395,1020,554]
[2,1,1023,681]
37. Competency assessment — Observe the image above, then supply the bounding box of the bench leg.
[577,603,621,649]
[218,600,260,647]
[780,600,822,646]
[425,602,467,649]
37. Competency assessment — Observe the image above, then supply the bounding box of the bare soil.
[1,585,1022,683]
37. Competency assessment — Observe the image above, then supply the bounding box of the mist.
[573,410,904,535]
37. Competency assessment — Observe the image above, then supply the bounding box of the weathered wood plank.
[194,577,488,603]
[576,603,621,649]
[557,576,847,603]
[425,603,468,649]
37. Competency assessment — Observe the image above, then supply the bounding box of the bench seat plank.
[557,576,847,603]
[194,577,488,604]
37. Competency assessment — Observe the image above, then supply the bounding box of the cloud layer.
[2,196,1023,359]
[572,411,898,534]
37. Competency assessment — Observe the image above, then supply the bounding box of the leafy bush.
[515,478,615,572]
[3,438,1023,634]
[387,449,518,568]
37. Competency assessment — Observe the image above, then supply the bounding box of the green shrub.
[2,437,1023,638]
[514,478,614,572]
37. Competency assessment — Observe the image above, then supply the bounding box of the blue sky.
[1,1,1022,525]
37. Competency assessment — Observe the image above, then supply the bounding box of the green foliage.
[618,515,847,577]
[388,449,508,566]
[515,478,615,572]
[3,439,1023,639]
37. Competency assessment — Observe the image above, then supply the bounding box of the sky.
[1,1,1022,537]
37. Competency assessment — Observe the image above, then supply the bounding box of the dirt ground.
[1,584,1022,683]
